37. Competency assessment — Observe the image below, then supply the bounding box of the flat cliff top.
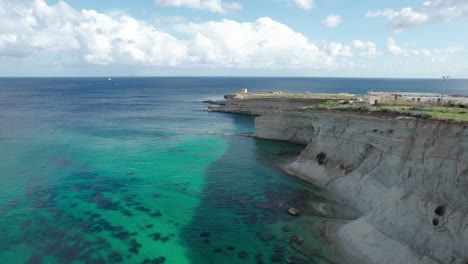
[225,92,360,100]
[215,92,468,122]
[304,101,468,122]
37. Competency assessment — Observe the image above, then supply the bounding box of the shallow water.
[0,77,466,264]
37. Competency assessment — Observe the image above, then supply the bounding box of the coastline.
[205,91,468,264]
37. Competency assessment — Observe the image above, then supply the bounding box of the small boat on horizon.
[108,77,112,81]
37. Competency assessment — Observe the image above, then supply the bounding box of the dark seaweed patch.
[270,253,283,262]
[135,206,151,212]
[121,209,134,216]
[108,252,123,263]
[199,231,210,238]
[112,231,130,240]
[149,232,161,240]
[141,257,166,264]
[151,212,163,218]
[91,213,101,218]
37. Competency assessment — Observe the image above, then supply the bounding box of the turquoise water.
[1,77,466,264]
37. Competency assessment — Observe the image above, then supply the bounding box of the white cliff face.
[255,110,468,264]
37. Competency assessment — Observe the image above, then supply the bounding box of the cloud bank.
[0,0,335,69]
[352,40,378,57]
[367,0,468,31]
[386,37,431,57]
[0,0,461,77]
[154,0,242,14]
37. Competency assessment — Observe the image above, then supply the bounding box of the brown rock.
[288,207,300,216]
[295,236,304,244]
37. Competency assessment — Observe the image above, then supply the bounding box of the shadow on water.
[180,114,341,264]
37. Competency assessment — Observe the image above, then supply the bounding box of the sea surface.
[0,77,467,264]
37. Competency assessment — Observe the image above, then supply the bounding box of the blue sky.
[0,0,467,77]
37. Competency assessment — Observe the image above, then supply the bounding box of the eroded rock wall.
[255,110,468,264]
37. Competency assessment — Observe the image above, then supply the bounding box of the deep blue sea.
[0,77,466,264]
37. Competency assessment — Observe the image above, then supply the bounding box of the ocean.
[0,77,466,264]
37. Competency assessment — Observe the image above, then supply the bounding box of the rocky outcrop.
[209,97,327,115]
[207,92,357,115]
[255,110,468,264]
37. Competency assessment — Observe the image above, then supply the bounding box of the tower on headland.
[241,88,248,93]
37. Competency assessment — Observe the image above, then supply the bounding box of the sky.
[0,0,467,77]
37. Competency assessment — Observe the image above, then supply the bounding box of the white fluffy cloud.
[0,0,80,57]
[293,0,314,10]
[352,40,378,57]
[386,38,409,56]
[431,46,464,62]
[178,17,333,68]
[321,15,343,28]
[367,0,468,31]
[386,37,465,64]
[0,0,336,69]
[326,42,352,57]
[386,37,431,57]
[154,0,242,14]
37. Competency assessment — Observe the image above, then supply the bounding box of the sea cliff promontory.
[208,92,468,264]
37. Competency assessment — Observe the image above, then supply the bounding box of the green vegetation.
[310,100,468,121]
[423,106,467,121]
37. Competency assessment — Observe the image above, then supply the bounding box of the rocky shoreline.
[206,92,468,264]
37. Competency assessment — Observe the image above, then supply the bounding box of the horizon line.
[0,76,467,80]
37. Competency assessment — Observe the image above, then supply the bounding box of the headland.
[206,90,468,264]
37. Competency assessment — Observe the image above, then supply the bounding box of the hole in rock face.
[432,218,439,226]
[434,205,445,216]
[316,152,327,165]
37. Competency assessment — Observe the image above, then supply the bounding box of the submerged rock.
[286,256,307,264]
[270,253,283,262]
[289,235,304,244]
[288,207,300,216]
[238,251,248,259]
[258,233,274,241]
[273,246,286,253]
[295,236,304,245]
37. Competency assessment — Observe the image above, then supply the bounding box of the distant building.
[366,91,468,106]
[366,92,393,105]
[241,88,248,93]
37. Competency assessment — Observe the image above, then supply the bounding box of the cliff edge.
[209,93,468,264]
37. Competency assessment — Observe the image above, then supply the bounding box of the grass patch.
[309,100,468,121]
[424,107,468,121]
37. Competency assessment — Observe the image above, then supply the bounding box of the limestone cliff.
[254,110,468,264]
